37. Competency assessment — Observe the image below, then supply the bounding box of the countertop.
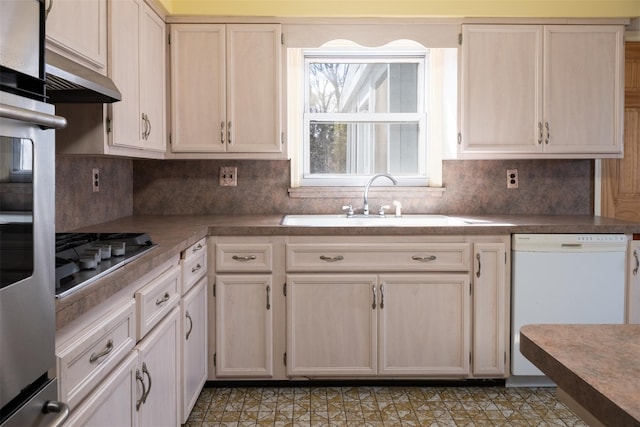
[520,324,640,427]
[55,214,640,329]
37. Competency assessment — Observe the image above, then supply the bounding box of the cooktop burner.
[55,232,157,298]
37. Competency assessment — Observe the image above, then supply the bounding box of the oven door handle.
[44,400,70,427]
[0,103,67,130]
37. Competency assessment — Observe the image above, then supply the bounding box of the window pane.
[308,62,419,113]
[309,121,420,176]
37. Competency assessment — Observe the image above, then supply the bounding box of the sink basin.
[281,214,468,227]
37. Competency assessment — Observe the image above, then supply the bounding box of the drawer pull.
[476,253,482,278]
[411,255,437,262]
[232,255,257,262]
[89,339,114,363]
[634,250,639,276]
[379,284,385,309]
[185,310,193,340]
[155,292,170,306]
[191,263,202,273]
[192,243,204,253]
[319,255,344,262]
[135,369,146,411]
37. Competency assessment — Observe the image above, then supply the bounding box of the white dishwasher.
[510,233,627,385]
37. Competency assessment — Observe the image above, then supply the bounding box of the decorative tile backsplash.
[56,156,592,231]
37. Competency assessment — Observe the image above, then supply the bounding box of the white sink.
[281,214,468,227]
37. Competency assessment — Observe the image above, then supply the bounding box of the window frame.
[300,47,430,187]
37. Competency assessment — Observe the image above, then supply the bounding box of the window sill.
[288,186,446,199]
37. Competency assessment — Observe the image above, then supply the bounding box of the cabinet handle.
[43,401,70,427]
[89,339,114,363]
[141,113,147,140]
[371,284,376,309]
[266,285,271,310]
[191,263,202,273]
[192,243,204,253]
[538,122,543,144]
[476,253,482,278]
[146,115,152,139]
[220,121,225,144]
[411,255,437,262]
[45,0,54,20]
[155,292,170,306]
[634,249,639,276]
[319,255,344,262]
[545,122,550,144]
[141,362,152,403]
[379,284,385,309]
[185,310,193,340]
[232,255,256,261]
[227,121,232,144]
[135,369,146,411]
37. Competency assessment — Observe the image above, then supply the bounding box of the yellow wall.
[163,0,639,18]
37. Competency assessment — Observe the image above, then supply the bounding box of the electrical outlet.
[92,168,100,192]
[507,169,519,189]
[219,166,237,187]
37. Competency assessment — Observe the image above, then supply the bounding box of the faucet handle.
[392,200,402,217]
[378,205,390,217]
[342,205,354,217]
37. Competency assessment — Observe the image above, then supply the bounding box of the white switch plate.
[219,166,237,186]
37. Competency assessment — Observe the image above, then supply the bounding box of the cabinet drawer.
[286,243,471,272]
[181,246,207,295]
[183,238,207,261]
[135,264,181,340]
[216,243,272,273]
[57,300,136,411]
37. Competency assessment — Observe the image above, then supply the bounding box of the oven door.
[0,91,67,425]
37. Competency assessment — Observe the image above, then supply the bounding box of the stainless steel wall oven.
[0,1,68,426]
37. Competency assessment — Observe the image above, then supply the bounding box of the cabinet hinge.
[169,133,172,145]
[283,282,287,296]
[283,352,287,366]
[281,33,285,45]
[106,116,112,134]
[213,353,216,367]
[458,33,462,45]
[168,33,171,45]
[505,252,507,264]
[457,133,462,145]
[281,132,285,145]
[469,352,472,365]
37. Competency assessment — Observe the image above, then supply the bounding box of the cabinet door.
[136,308,179,427]
[45,0,107,72]
[378,274,471,377]
[139,6,166,152]
[180,279,208,423]
[286,274,378,377]
[628,241,640,324]
[109,0,142,149]
[226,24,281,153]
[543,25,623,155]
[472,243,508,377]
[170,24,226,153]
[215,275,273,377]
[460,25,542,156]
[64,352,138,427]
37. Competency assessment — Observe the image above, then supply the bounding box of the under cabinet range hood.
[45,51,121,103]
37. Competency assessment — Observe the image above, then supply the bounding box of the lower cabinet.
[215,274,273,378]
[65,308,179,427]
[628,240,640,324]
[286,273,471,377]
[180,278,208,423]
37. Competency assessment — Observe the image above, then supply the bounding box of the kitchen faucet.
[363,173,398,216]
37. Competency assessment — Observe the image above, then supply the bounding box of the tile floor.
[183,385,586,426]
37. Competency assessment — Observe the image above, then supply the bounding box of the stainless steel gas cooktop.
[55,232,157,298]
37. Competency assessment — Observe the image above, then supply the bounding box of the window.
[290,40,457,188]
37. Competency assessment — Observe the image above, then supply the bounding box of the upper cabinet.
[110,0,166,153]
[45,0,107,74]
[459,24,624,159]
[169,24,283,158]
